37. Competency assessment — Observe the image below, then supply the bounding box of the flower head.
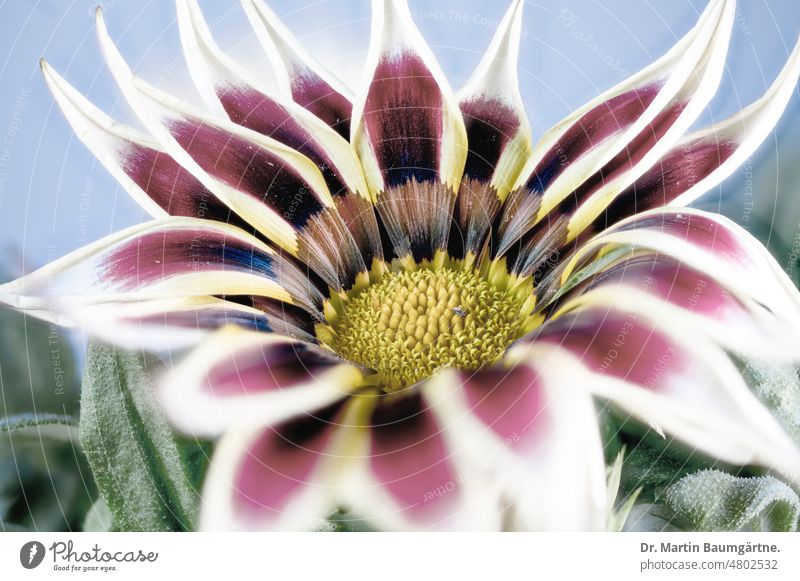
[3,0,800,530]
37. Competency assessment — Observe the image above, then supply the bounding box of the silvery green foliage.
[743,360,800,446]
[82,497,115,532]
[618,360,800,532]
[80,342,209,531]
[652,360,800,532]
[665,470,800,532]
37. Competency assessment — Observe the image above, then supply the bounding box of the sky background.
[0,0,799,280]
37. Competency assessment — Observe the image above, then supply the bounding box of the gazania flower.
[3,0,800,531]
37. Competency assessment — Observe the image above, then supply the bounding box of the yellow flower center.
[321,267,530,392]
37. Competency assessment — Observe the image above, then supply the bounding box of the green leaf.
[317,508,376,532]
[0,413,77,431]
[742,360,800,446]
[79,341,206,531]
[82,497,115,532]
[665,469,800,532]
[0,413,78,444]
[545,245,635,307]
[615,423,732,504]
[606,448,642,531]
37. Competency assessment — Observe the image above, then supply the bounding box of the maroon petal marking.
[207,341,342,398]
[572,256,739,317]
[241,0,353,138]
[451,99,521,259]
[496,1,739,263]
[590,138,736,234]
[494,85,662,260]
[504,102,686,278]
[369,393,459,523]
[125,299,308,340]
[123,144,245,226]
[360,53,454,262]
[40,59,242,227]
[105,227,276,288]
[161,118,365,289]
[233,401,343,525]
[1,220,324,327]
[290,71,353,140]
[590,37,800,232]
[459,365,548,455]
[535,308,707,394]
[215,88,382,269]
[169,121,324,228]
[530,86,661,194]
[95,19,367,290]
[175,0,381,270]
[216,87,343,195]
[460,98,521,183]
[352,0,469,263]
[611,211,748,268]
[364,53,443,188]
[549,254,771,341]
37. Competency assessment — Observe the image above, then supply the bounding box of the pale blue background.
[0,0,799,276]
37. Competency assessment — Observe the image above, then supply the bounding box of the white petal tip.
[459,0,526,101]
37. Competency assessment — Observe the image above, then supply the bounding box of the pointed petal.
[496,0,735,259]
[528,311,800,486]
[549,254,800,360]
[97,11,365,290]
[594,37,800,229]
[160,327,362,437]
[69,296,314,351]
[424,356,607,531]
[351,0,468,263]
[41,59,241,225]
[0,218,322,319]
[177,0,382,268]
[451,0,532,260]
[561,208,800,333]
[241,0,353,138]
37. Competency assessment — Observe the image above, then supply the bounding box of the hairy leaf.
[665,469,800,532]
[79,341,205,531]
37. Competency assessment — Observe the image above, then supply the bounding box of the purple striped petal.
[528,309,800,485]
[592,39,800,232]
[424,360,607,530]
[201,399,348,531]
[97,14,366,290]
[41,60,242,226]
[160,328,362,437]
[556,210,800,346]
[241,0,353,138]
[98,14,370,290]
[352,0,468,263]
[72,296,313,351]
[450,0,532,262]
[536,308,707,393]
[176,1,382,269]
[518,37,800,285]
[367,392,460,528]
[0,218,322,319]
[551,255,800,360]
[459,365,546,456]
[495,0,735,262]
